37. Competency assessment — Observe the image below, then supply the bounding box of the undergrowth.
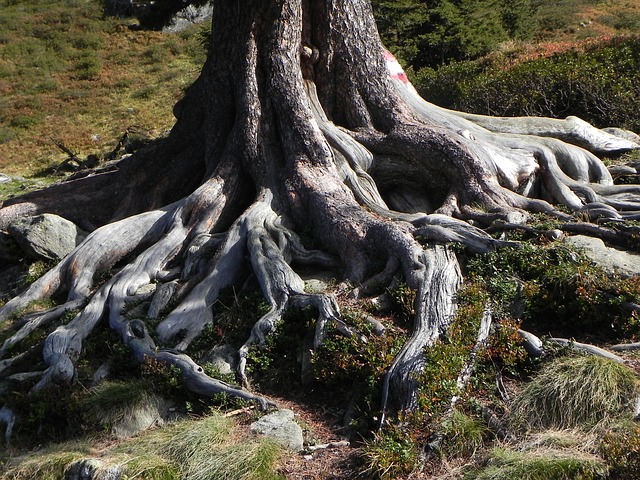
[2,414,283,480]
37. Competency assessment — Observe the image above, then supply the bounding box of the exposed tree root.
[1,0,640,449]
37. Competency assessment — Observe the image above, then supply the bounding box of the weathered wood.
[381,244,462,419]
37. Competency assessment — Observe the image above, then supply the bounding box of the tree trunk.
[0,0,639,433]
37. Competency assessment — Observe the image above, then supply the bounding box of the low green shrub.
[414,35,640,132]
[465,243,636,341]
[361,427,420,480]
[600,420,640,479]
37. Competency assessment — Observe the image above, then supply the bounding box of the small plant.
[600,420,640,479]
[442,409,488,457]
[361,427,420,480]
[387,281,416,323]
[24,260,52,285]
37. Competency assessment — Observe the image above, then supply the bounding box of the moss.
[4,414,283,480]
[1,440,92,480]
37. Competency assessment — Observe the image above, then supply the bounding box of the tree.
[0,0,639,438]
[372,0,527,69]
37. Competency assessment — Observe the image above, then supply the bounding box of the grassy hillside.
[1,0,639,180]
[532,0,640,42]
[0,0,205,177]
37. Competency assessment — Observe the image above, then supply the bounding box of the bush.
[464,243,637,341]
[413,36,640,132]
[600,420,640,479]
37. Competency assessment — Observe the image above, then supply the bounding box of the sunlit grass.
[3,413,283,480]
[0,0,205,177]
[509,355,639,431]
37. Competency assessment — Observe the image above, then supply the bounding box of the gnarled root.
[381,245,463,419]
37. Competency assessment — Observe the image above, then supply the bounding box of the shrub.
[600,420,640,479]
[464,243,635,341]
[361,427,420,480]
[413,35,640,132]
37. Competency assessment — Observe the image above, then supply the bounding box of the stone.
[564,234,640,278]
[0,231,21,263]
[7,213,87,262]
[201,345,237,375]
[103,393,173,439]
[162,3,214,33]
[64,459,123,480]
[250,409,304,452]
[304,278,329,294]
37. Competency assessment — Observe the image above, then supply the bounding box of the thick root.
[381,244,462,418]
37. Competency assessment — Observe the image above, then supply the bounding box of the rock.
[64,459,123,480]
[365,316,386,336]
[505,211,527,225]
[0,173,10,184]
[304,278,329,294]
[103,393,173,439]
[162,3,214,33]
[91,362,111,386]
[7,214,87,262]
[250,409,304,452]
[201,345,237,375]
[564,235,640,278]
[64,459,103,480]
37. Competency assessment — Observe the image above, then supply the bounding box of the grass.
[0,0,206,177]
[2,413,284,480]
[466,447,607,480]
[442,410,489,457]
[508,355,639,431]
[79,379,160,433]
[0,440,93,480]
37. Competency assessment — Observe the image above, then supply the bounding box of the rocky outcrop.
[564,234,640,277]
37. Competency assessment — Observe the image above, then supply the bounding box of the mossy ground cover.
[1,414,283,480]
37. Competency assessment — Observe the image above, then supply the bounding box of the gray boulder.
[250,409,304,452]
[162,3,214,33]
[7,213,87,262]
[564,235,640,278]
[201,344,237,375]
